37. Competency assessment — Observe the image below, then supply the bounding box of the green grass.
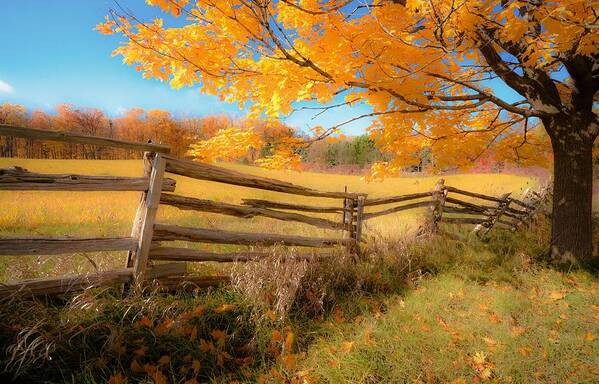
[296,270,599,384]
[1,214,598,383]
[6,158,584,384]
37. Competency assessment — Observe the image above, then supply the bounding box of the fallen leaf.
[107,373,127,384]
[192,359,201,373]
[131,359,145,373]
[472,351,487,365]
[549,291,566,301]
[340,341,354,353]
[210,329,226,347]
[158,355,170,366]
[137,316,152,328]
[214,304,235,313]
[518,346,532,356]
[584,332,595,341]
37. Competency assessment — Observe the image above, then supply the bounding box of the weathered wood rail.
[0,125,549,296]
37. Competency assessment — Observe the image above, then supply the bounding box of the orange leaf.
[107,373,127,384]
[133,346,147,357]
[214,304,235,313]
[130,359,145,373]
[518,346,532,356]
[191,359,201,373]
[340,341,354,353]
[137,316,152,328]
[210,329,226,347]
[284,331,295,351]
[549,291,567,301]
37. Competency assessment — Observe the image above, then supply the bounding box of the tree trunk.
[549,120,595,267]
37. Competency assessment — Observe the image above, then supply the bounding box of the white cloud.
[0,80,14,94]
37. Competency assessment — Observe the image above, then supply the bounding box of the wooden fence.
[0,125,549,296]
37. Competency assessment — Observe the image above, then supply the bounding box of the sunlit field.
[0,158,535,282]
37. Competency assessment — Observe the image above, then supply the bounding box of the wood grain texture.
[0,124,170,153]
[133,154,166,281]
[362,200,433,220]
[0,237,137,256]
[241,199,349,213]
[0,166,175,191]
[153,224,351,248]
[445,186,503,203]
[149,246,327,262]
[164,155,362,199]
[161,193,343,230]
[126,152,154,268]
[363,192,432,207]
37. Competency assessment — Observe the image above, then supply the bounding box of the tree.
[99,0,599,266]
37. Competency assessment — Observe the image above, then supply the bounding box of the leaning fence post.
[481,192,511,236]
[126,152,154,269]
[428,178,446,232]
[132,153,166,283]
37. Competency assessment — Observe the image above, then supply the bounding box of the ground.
[1,159,596,384]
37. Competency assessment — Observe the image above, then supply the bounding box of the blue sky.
[0,0,373,136]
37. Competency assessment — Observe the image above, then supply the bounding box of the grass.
[296,270,599,383]
[0,204,598,382]
[6,158,585,383]
[0,158,534,282]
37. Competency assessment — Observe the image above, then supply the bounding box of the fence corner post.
[353,195,366,256]
[481,192,511,236]
[428,178,446,233]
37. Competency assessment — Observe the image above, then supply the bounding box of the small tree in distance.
[99,0,598,266]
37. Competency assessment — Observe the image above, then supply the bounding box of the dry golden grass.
[0,158,535,281]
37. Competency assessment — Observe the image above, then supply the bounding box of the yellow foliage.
[100,0,593,173]
[188,128,262,163]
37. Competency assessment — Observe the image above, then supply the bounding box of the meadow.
[1,158,598,384]
[0,158,534,282]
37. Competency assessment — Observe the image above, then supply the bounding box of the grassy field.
[0,158,534,281]
[1,158,598,384]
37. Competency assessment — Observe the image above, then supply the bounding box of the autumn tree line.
[0,102,386,169]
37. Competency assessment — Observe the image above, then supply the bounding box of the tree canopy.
[98,0,597,174]
[99,0,599,263]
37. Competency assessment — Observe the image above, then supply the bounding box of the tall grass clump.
[0,285,262,383]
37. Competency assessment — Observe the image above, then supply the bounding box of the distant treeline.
[0,102,389,169]
[301,135,391,170]
[0,103,296,160]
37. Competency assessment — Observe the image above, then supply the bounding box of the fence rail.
[0,166,176,191]
[0,125,550,296]
[0,124,170,153]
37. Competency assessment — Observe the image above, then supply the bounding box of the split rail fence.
[0,124,549,296]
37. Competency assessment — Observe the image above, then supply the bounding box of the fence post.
[480,192,511,236]
[341,186,349,238]
[428,178,446,232]
[353,195,365,256]
[345,198,356,253]
[126,152,154,268]
[132,154,167,283]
